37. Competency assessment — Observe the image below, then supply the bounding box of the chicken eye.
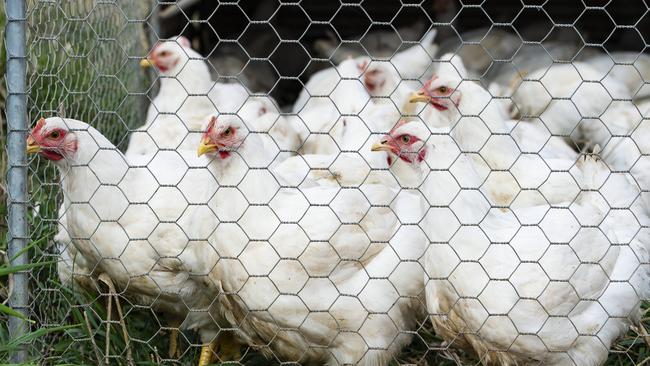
[50,130,60,139]
[223,127,232,136]
[438,86,448,94]
[159,51,169,57]
[400,135,411,144]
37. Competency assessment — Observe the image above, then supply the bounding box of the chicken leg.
[167,318,182,359]
[197,339,216,366]
[197,333,241,366]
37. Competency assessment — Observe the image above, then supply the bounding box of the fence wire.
[4,0,650,365]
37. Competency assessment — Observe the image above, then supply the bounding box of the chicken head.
[26,117,79,161]
[140,36,194,75]
[409,75,462,111]
[371,120,429,165]
[197,115,246,159]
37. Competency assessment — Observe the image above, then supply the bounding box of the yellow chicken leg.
[169,328,179,358]
[197,340,216,366]
[168,318,182,359]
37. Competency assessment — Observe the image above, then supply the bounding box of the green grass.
[0,1,649,365]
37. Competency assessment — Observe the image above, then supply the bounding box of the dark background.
[152,0,650,106]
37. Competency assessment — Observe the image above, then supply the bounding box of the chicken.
[551,61,648,217]
[128,35,249,156]
[507,62,631,137]
[436,27,521,78]
[407,69,581,209]
[489,57,650,219]
[359,59,420,109]
[189,115,428,365]
[234,97,306,167]
[388,29,438,80]
[292,58,398,170]
[358,48,456,111]
[581,52,650,100]
[293,57,370,115]
[27,117,223,362]
[576,100,650,217]
[377,120,650,366]
[312,22,431,64]
[54,211,95,291]
[294,29,437,113]
[131,36,302,165]
[290,56,414,187]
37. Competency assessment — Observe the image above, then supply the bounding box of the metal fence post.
[5,0,29,363]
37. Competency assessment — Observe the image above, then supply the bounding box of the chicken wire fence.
[4,0,650,365]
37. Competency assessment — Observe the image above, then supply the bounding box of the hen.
[188,115,428,366]
[507,62,631,138]
[28,117,221,361]
[582,52,650,100]
[127,36,248,156]
[379,120,650,366]
[293,29,437,113]
[293,58,398,170]
[407,67,581,209]
[358,30,439,107]
[132,36,303,166]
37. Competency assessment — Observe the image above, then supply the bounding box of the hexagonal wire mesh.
[6,0,650,365]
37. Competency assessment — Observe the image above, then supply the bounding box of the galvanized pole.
[5,0,29,363]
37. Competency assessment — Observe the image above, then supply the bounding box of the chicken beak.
[140,58,153,68]
[408,91,430,104]
[197,137,218,157]
[26,138,41,155]
[371,140,393,152]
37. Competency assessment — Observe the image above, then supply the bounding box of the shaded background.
[154,0,649,106]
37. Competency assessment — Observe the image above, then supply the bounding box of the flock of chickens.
[26,27,650,366]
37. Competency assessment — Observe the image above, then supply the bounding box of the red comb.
[177,36,191,49]
[205,115,218,134]
[388,119,407,135]
[422,75,438,89]
[358,60,368,71]
[150,41,163,55]
[32,117,46,135]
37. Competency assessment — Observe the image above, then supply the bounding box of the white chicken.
[357,30,439,108]
[377,119,650,366]
[28,117,227,362]
[507,62,631,137]
[130,36,303,166]
[127,36,249,156]
[407,67,581,209]
[582,52,650,100]
[436,27,521,78]
[54,212,95,291]
[293,57,399,172]
[293,29,437,113]
[188,115,428,366]
[577,99,650,218]
[358,59,420,109]
[486,56,650,221]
